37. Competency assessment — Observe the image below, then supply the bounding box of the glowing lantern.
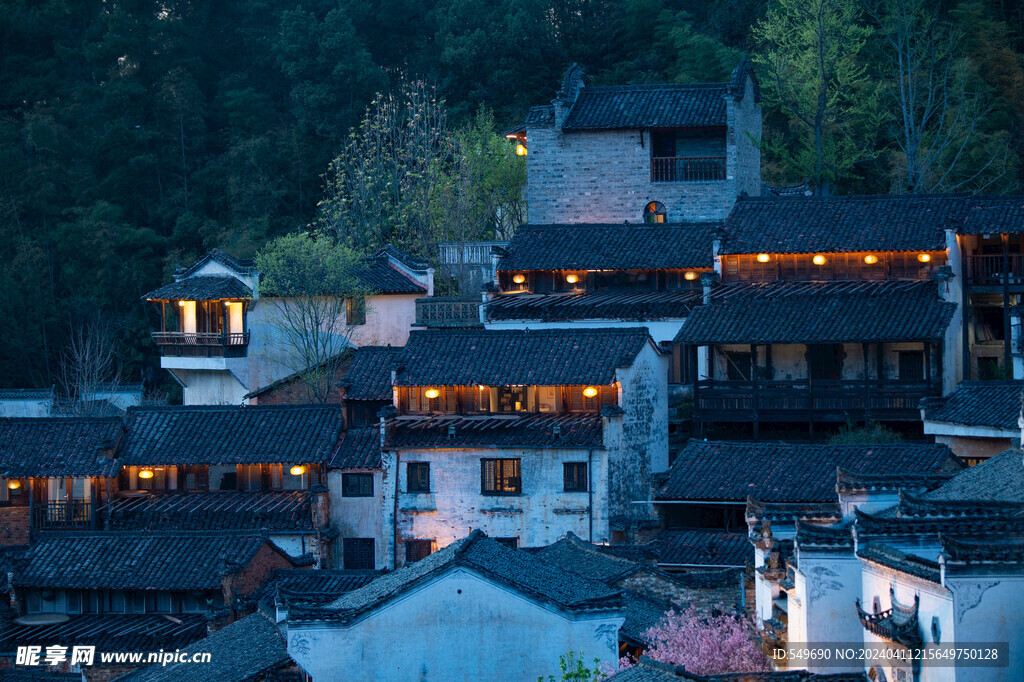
[918,253,932,263]
[512,274,526,284]
[565,274,579,284]
[684,271,698,281]
[425,388,440,399]
[583,386,598,398]
[812,255,827,265]
[756,253,770,263]
[138,469,155,479]
[290,465,307,476]
[515,143,527,156]
[178,301,186,307]
[7,479,21,490]
[864,254,878,264]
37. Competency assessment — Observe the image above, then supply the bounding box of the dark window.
[481,458,521,495]
[346,296,367,325]
[808,344,843,381]
[563,463,588,492]
[725,352,752,381]
[405,540,433,564]
[898,351,925,381]
[179,466,209,491]
[644,201,667,223]
[342,473,374,497]
[494,537,519,548]
[407,462,430,493]
[343,538,375,570]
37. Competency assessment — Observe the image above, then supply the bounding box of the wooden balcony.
[966,254,1024,287]
[693,379,934,423]
[152,331,249,357]
[651,156,726,183]
[414,297,482,328]
[32,501,94,531]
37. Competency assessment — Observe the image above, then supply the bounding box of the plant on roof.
[828,421,904,444]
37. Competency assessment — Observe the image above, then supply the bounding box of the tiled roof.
[15,532,277,590]
[959,196,1024,234]
[658,440,961,503]
[534,533,646,583]
[719,195,962,255]
[941,535,1024,565]
[620,591,672,646]
[0,417,123,478]
[243,349,352,400]
[142,275,252,301]
[293,530,620,623]
[498,224,716,271]
[0,387,54,399]
[654,530,751,568]
[118,612,291,682]
[385,414,603,450]
[357,256,427,294]
[794,521,854,551]
[675,281,955,344]
[857,543,941,583]
[396,328,652,386]
[120,405,343,466]
[924,381,1024,430]
[178,248,255,279]
[257,568,378,606]
[485,290,702,322]
[340,346,396,401]
[330,426,382,469]
[0,613,207,655]
[563,84,729,130]
[102,491,315,532]
[924,448,1024,504]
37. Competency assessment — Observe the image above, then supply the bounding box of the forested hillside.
[2,0,1023,389]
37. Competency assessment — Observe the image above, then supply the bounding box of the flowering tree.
[624,607,770,675]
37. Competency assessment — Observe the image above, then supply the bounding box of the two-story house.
[144,246,432,405]
[506,59,761,224]
[675,195,964,438]
[375,327,667,567]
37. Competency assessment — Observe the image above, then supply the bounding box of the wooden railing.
[152,331,249,357]
[32,501,94,530]
[651,156,726,183]
[966,254,1024,286]
[693,379,933,422]
[415,297,482,328]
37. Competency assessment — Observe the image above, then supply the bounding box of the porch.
[30,500,95,531]
[152,331,250,357]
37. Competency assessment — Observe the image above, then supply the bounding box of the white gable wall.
[287,566,622,682]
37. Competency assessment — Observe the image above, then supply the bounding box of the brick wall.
[227,542,303,601]
[0,506,29,546]
[251,355,351,405]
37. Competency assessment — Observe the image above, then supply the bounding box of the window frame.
[342,538,375,570]
[405,539,434,564]
[481,458,522,496]
[406,462,431,493]
[342,473,374,498]
[563,462,588,492]
[346,296,367,326]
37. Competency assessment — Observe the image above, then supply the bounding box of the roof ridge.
[581,82,728,92]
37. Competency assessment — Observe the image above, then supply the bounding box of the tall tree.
[754,0,875,191]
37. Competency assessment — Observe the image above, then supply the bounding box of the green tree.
[754,0,875,191]
[256,232,371,403]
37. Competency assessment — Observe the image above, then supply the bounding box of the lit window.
[644,201,667,223]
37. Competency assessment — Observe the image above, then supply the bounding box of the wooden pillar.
[751,344,760,441]
[691,345,701,438]
[1003,233,1012,371]
[925,342,934,396]
[806,345,814,438]
[962,236,972,381]
[862,342,872,426]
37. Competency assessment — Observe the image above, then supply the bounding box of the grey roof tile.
[0,417,123,478]
[486,290,703,322]
[562,84,729,130]
[675,281,956,344]
[142,275,252,301]
[498,224,716,271]
[340,346,396,401]
[330,426,382,469]
[1,613,207,655]
[385,414,603,450]
[120,405,343,466]
[395,328,652,386]
[102,490,315,532]
[924,381,1024,430]
[659,440,961,503]
[923,448,1024,504]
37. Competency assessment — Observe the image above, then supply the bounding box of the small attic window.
[644,202,667,223]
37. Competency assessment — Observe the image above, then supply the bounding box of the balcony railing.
[693,379,933,422]
[651,156,726,183]
[415,297,482,328]
[32,501,94,531]
[966,254,1024,286]
[152,331,249,357]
